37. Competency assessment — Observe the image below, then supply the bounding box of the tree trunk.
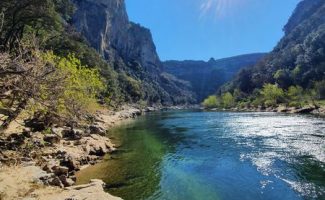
[0,99,27,131]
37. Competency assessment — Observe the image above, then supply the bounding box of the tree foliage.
[260,84,285,107]
[314,80,325,100]
[219,1,325,104]
[0,0,64,51]
[43,52,105,120]
[202,95,219,108]
[0,48,58,129]
[0,47,105,130]
[221,92,235,108]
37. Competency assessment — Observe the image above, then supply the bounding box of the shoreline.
[0,105,146,200]
[1,104,323,199]
[204,105,325,116]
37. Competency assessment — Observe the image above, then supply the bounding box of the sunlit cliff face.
[200,0,248,18]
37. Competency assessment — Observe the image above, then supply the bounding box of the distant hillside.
[200,0,325,110]
[163,53,266,101]
[222,0,325,95]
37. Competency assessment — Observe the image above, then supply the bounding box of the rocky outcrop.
[284,0,324,34]
[44,179,122,200]
[72,0,160,73]
[0,106,145,200]
[72,0,129,61]
[0,166,122,200]
[71,0,196,105]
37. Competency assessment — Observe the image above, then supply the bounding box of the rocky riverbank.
[207,104,325,116]
[0,105,143,200]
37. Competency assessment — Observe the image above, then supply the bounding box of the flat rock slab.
[0,166,122,200]
[36,179,122,200]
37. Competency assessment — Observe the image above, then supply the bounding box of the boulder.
[48,179,122,200]
[31,132,45,147]
[70,175,77,182]
[59,175,75,187]
[145,107,156,112]
[51,127,70,138]
[62,128,83,140]
[295,105,316,114]
[81,135,115,156]
[42,159,60,173]
[60,155,81,171]
[44,134,61,144]
[49,177,64,188]
[311,107,325,115]
[52,166,69,176]
[276,105,288,113]
[22,128,32,137]
[24,118,46,132]
[291,106,317,114]
[89,125,106,136]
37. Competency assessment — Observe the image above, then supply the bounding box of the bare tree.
[0,44,65,130]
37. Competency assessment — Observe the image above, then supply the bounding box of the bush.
[288,101,303,107]
[273,69,292,88]
[222,92,235,108]
[314,80,325,100]
[287,85,304,107]
[43,52,105,121]
[237,101,250,109]
[202,95,219,108]
[118,73,143,102]
[288,86,304,100]
[260,84,285,107]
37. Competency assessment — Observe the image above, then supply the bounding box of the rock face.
[284,0,324,34]
[74,0,159,74]
[72,0,196,105]
[163,53,266,102]
[72,0,129,60]
[223,0,325,94]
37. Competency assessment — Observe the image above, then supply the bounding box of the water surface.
[77,111,325,200]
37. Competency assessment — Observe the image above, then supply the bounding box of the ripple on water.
[212,113,325,198]
[77,111,325,200]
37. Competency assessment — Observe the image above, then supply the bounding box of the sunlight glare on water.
[203,112,325,198]
[77,111,325,200]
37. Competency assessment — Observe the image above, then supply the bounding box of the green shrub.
[221,92,235,108]
[118,73,143,102]
[288,101,302,108]
[43,52,105,120]
[238,101,250,108]
[287,85,305,107]
[314,80,325,100]
[202,95,219,108]
[260,84,285,107]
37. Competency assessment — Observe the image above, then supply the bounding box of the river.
[76,111,325,200]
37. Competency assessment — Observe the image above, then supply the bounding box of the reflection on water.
[76,111,325,200]
[76,113,183,200]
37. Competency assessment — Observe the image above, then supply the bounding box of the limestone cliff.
[71,0,195,104]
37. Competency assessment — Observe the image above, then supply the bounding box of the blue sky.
[125,0,300,61]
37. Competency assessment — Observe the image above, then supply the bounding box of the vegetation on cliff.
[203,0,325,110]
[0,0,196,131]
[203,83,325,110]
[0,0,109,129]
[71,0,196,105]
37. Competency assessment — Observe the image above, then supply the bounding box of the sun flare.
[200,0,247,18]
